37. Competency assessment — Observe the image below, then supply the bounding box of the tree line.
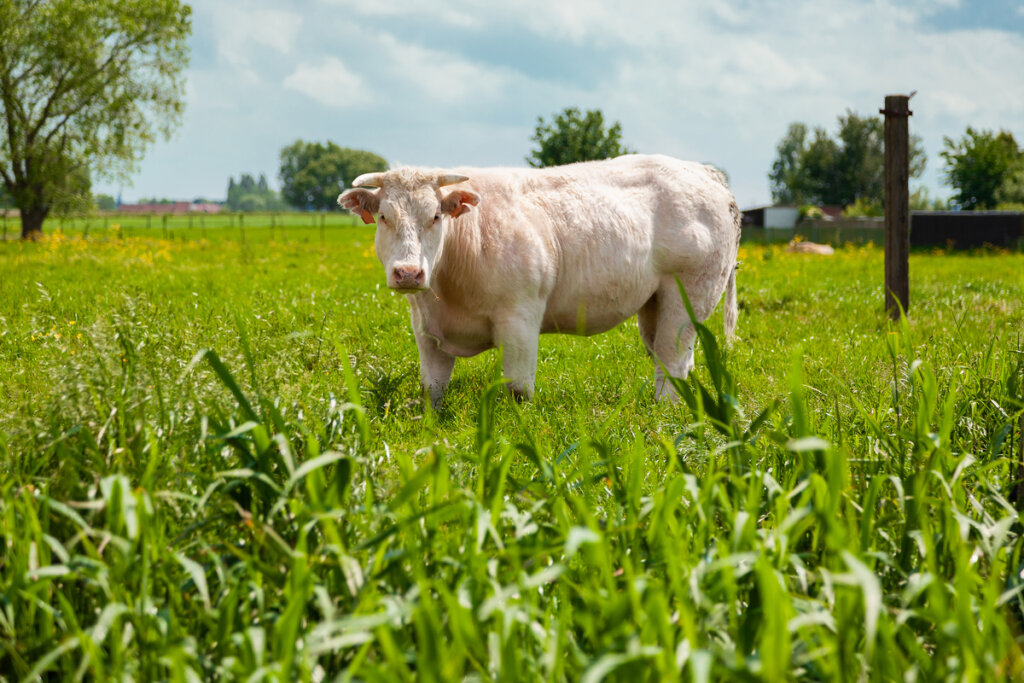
[769,111,1024,215]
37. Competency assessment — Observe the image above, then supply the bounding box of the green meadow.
[1,222,1023,680]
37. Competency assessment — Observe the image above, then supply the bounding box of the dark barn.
[911,211,1024,249]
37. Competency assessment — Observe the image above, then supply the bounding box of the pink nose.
[392,266,425,288]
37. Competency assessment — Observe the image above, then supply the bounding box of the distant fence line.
[743,212,1024,250]
[0,210,364,243]
[742,219,884,247]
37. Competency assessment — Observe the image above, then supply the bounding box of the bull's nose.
[392,266,425,288]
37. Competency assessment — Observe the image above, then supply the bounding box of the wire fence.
[0,211,365,245]
[742,219,885,247]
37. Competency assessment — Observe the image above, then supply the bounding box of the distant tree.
[94,194,116,211]
[769,123,811,204]
[769,110,925,208]
[237,194,267,212]
[0,0,191,238]
[225,172,288,212]
[941,128,1021,210]
[995,158,1024,208]
[279,142,388,211]
[909,186,948,211]
[527,107,633,168]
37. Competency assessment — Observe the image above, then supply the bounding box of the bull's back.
[442,155,735,335]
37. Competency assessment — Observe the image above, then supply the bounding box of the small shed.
[741,205,800,229]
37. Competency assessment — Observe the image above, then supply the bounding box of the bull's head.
[338,171,480,291]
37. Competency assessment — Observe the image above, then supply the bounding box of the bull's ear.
[441,189,481,219]
[338,188,381,224]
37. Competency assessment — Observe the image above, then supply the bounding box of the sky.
[93,0,1024,210]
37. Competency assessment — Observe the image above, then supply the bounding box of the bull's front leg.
[409,298,455,410]
[412,326,455,409]
[493,305,544,401]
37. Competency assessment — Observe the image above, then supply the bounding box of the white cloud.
[283,57,365,108]
[208,5,303,82]
[375,34,518,105]
[315,0,480,28]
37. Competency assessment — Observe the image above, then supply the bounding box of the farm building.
[741,205,800,229]
[910,211,1024,249]
[117,201,222,215]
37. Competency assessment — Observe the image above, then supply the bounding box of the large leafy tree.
[769,110,925,208]
[0,0,191,239]
[940,128,1021,210]
[279,142,388,211]
[527,107,632,168]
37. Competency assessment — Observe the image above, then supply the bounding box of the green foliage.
[995,156,1024,207]
[941,127,1022,210]
[910,186,949,211]
[279,142,388,211]
[527,107,633,168]
[226,173,288,212]
[93,194,117,211]
[0,0,192,237]
[769,110,925,209]
[842,196,883,217]
[2,230,1024,680]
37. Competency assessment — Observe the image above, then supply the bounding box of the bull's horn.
[438,173,469,187]
[351,172,384,188]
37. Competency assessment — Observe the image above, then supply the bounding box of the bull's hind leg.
[648,274,716,401]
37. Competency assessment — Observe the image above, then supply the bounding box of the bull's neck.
[433,212,484,297]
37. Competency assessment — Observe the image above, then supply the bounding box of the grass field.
[1,223,1023,680]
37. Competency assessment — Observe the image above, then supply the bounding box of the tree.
[941,128,1021,210]
[279,142,388,211]
[769,110,925,208]
[527,107,632,168]
[0,0,191,239]
[995,157,1024,208]
[94,194,116,211]
[225,172,288,212]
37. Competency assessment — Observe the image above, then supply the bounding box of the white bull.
[338,154,740,407]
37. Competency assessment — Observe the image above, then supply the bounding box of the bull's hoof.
[508,386,530,403]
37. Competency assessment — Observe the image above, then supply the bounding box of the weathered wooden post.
[881,94,911,320]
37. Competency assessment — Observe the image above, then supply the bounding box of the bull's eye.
[433,214,441,223]
[379,215,389,226]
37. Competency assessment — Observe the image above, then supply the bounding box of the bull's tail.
[723,198,740,342]
[724,263,737,342]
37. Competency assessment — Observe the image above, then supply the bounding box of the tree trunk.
[20,205,47,240]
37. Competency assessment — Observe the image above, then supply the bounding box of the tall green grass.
[1,231,1023,680]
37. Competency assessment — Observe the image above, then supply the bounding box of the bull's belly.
[541,287,655,336]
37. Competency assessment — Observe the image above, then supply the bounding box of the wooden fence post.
[881,93,912,320]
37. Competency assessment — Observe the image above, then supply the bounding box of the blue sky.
[94,0,1024,209]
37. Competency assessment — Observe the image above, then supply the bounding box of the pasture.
[1,222,1023,680]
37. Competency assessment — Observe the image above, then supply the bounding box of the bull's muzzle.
[390,265,426,290]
